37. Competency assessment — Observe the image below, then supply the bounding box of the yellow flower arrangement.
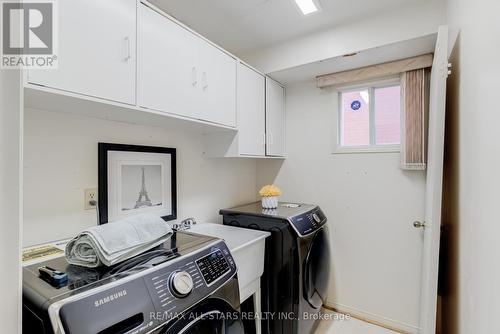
[259,184,282,197]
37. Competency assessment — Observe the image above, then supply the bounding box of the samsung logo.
[94,290,127,307]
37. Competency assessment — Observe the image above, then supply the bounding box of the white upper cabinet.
[138,3,236,127]
[203,68,285,158]
[138,3,199,119]
[237,63,266,156]
[25,0,280,151]
[28,0,136,105]
[197,39,237,127]
[266,78,285,157]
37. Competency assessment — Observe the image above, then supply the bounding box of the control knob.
[169,271,193,298]
[312,213,321,223]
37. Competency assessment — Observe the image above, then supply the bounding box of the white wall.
[23,108,258,246]
[441,0,500,333]
[0,70,23,333]
[243,0,446,74]
[256,81,426,331]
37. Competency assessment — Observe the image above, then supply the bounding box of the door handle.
[124,36,131,62]
[413,221,426,229]
[202,71,208,90]
[191,67,198,86]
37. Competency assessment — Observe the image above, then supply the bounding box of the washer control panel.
[142,240,237,328]
[289,207,327,236]
[196,249,231,286]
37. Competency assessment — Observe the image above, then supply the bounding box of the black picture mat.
[98,143,177,224]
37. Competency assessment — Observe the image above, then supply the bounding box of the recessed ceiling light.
[294,0,320,15]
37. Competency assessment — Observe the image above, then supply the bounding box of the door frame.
[0,67,23,333]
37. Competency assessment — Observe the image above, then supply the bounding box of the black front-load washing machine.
[22,232,244,334]
[220,202,330,334]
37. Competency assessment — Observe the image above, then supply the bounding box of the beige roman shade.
[316,54,433,88]
[400,68,429,170]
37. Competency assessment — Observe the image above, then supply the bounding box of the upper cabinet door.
[138,3,236,126]
[266,78,285,157]
[197,39,237,127]
[138,3,199,119]
[237,63,265,156]
[28,0,136,105]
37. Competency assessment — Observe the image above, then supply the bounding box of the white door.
[237,63,265,156]
[419,25,449,334]
[266,78,285,156]
[137,3,199,119]
[197,39,237,127]
[324,27,448,334]
[28,0,136,105]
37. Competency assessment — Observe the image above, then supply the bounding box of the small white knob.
[170,271,193,297]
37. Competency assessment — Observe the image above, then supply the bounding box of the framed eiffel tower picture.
[98,143,177,224]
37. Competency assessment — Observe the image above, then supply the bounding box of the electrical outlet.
[84,188,98,210]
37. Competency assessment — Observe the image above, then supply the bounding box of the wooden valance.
[316,53,433,88]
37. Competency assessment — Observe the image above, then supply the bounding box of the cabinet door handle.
[202,72,208,89]
[124,36,131,62]
[262,133,266,146]
[191,67,198,86]
[269,133,274,145]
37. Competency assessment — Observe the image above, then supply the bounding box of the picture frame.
[98,143,177,224]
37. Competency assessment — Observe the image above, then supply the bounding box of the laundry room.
[1,0,498,333]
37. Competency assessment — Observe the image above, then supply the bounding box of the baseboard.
[323,301,420,334]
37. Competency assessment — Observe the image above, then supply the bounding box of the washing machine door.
[303,227,331,309]
[158,298,244,334]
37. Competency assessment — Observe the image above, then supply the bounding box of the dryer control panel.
[289,207,327,237]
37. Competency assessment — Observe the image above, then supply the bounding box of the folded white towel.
[65,214,173,268]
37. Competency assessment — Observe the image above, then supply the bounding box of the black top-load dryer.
[220,202,330,334]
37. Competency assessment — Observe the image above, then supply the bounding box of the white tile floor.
[314,310,399,334]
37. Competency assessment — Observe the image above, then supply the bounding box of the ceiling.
[150,0,430,56]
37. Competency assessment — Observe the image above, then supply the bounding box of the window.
[337,80,401,153]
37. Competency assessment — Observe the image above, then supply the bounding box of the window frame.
[334,77,402,154]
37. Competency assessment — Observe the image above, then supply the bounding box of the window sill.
[332,145,400,154]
